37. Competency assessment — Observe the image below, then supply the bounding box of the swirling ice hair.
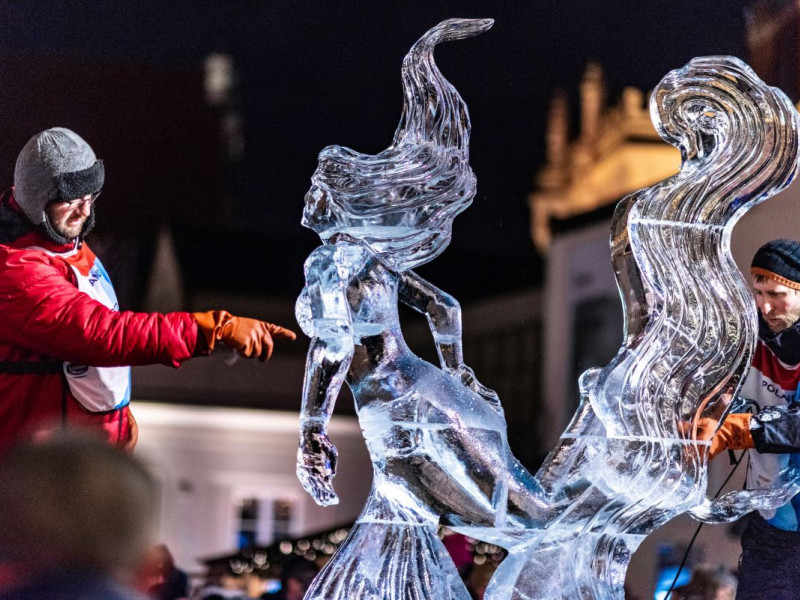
[302,18,493,270]
[592,56,800,444]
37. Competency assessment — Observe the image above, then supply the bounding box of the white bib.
[34,246,131,413]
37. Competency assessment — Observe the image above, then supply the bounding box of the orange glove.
[193,310,297,361]
[122,408,139,454]
[696,413,755,459]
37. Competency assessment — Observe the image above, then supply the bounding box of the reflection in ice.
[295,22,800,600]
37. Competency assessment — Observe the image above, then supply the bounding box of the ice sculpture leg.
[488,57,800,600]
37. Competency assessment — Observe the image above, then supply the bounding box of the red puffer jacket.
[0,191,205,455]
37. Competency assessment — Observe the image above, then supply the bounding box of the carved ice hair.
[302,18,493,271]
[486,56,800,600]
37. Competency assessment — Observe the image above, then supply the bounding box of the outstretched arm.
[398,269,500,410]
[295,246,356,506]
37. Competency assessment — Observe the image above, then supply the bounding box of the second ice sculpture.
[474,57,800,600]
[295,18,800,600]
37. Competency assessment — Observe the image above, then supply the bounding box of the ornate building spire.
[529,67,680,252]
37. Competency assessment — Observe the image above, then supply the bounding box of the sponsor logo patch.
[65,363,89,377]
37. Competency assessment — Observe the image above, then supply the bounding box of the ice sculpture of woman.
[294,18,541,600]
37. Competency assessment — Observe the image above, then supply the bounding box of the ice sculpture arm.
[689,465,800,523]
[295,245,356,507]
[399,269,500,408]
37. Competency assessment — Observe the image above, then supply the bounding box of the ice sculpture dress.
[298,239,520,599]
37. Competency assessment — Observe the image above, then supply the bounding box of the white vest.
[34,245,131,413]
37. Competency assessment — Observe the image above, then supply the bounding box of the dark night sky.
[0,1,750,300]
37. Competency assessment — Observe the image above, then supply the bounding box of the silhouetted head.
[0,431,158,574]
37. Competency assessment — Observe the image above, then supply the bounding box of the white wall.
[732,181,800,274]
[543,222,619,448]
[132,403,372,572]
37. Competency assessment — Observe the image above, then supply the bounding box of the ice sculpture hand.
[296,421,339,506]
[450,364,503,413]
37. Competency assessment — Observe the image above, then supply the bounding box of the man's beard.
[41,208,95,245]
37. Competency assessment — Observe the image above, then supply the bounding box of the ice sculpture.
[465,56,800,600]
[295,18,544,600]
[295,19,800,600]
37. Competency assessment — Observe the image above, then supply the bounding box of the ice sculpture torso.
[301,237,510,515]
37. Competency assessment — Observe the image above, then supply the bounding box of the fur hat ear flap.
[54,160,104,204]
[38,205,96,246]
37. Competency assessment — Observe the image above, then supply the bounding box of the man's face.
[752,276,800,333]
[45,194,93,240]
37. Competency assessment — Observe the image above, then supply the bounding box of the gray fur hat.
[14,127,104,226]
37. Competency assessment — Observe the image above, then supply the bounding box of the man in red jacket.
[0,127,296,455]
